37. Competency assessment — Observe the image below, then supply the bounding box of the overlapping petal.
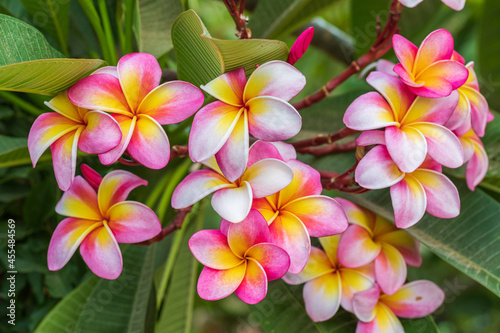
[211,181,252,223]
[385,125,427,173]
[245,243,290,280]
[278,160,323,204]
[356,303,404,333]
[107,202,161,243]
[402,92,459,125]
[352,284,380,322]
[98,169,148,215]
[392,34,418,74]
[303,273,341,322]
[189,230,243,269]
[197,264,246,301]
[390,174,426,229]
[235,260,268,304]
[78,111,122,154]
[55,175,101,220]
[355,145,405,189]
[374,244,407,295]
[339,268,375,312]
[376,230,422,267]
[98,114,137,165]
[241,159,294,198]
[344,92,398,130]
[50,129,81,191]
[227,210,271,257]
[338,224,381,268]
[201,68,246,106]
[283,246,333,285]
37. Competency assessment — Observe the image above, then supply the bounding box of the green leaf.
[0,134,27,154]
[136,0,183,58]
[172,10,288,87]
[155,202,205,333]
[20,0,71,54]
[0,14,105,95]
[249,0,340,39]
[0,134,51,168]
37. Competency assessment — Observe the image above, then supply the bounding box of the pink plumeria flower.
[458,129,488,191]
[392,29,468,98]
[28,91,122,191]
[287,27,314,65]
[189,210,290,304]
[221,141,348,273]
[353,281,445,333]
[446,56,490,137]
[399,0,465,11]
[283,235,375,322]
[335,199,421,295]
[69,53,204,169]
[355,142,460,228]
[189,60,306,181]
[344,71,464,173]
[48,166,161,279]
[172,142,294,223]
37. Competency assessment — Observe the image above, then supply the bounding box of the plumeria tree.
[1,0,499,332]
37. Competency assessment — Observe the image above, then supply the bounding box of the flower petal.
[463,86,489,137]
[247,141,286,167]
[337,224,381,268]
[81,164,102,191]
[287,26,314,65]
[247,96,301,141]
[245,243,290,280]
[243,60,306,102]
[78,111,122,154]
[189,101,242,163]
[402,91,459,125]
[385,125,427,173]
[376,59,397,75]
[339,268,376,312]
[390,174,427,229]
[318,235,341,267]
[344,92,398,130]
[98,114,136,165]
[171,170,233,209]
[445,90,471,131]
[282,246,333,285]
[211,181,253,223]
[392,34,418,74]
[441,0,466,11]
[197,264,246,301]
[117,53,161,111]
[227,209,271,257]
[352,284,380,322]
[335,198,377,231]
[356,303,404,333]
[235,260,268,304]
[201,68,246,106]
[241,158,294,198]
[415,29,455,74]
[375,243,407,295]
[465,139,488,191]
[189,229,243,269]
[355,145,405,189]
[303,272,341,322]
[138,81,205,124]
[376,230,422,267]
[47,217,101,271]
[279,160,323,204]
[56,176,101,220]
[80,224,123,279]
[357,130,386,146]
[50,129,81,191]
[44,91,82,123]
[418,60,469,90]
[407,75,453,98]
[107,201,161,243]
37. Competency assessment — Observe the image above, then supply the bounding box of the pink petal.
[392,34,418,74]
[78,111,122,154]
[241,158,294,198]
[215,110,249,181]
[452,51,466,64]
[418,60,469,90]
[127,115,170,169]
[352,284,380,322]
[92,66,118,77]
[339,268,376,313]
[55,176,101,220]
[197,264,246,301]
[278,160,323,204]
[414,29,455,74]
[243,60,306,102]
[211,181,253,223]
[138,81,205,124]
[355,145,405,189]
[356,303,404,333]
[410,123,464,168]
[420,155,443,172]
[411,169,460,219]
[283,196,348,237]
[357,130,386,146]
[375,59,397,75]
[44,91,83,123]
[445,90,471,132]
[106,201,161,243]
[287,27,314,65]
[117,53,161,111]
[50,129,81,191]
[269,141,297,161]
[28,113,80,166]
[464,87,489,137]
[247,96,301,141]
[98,169,148,215]
[390,174,427,229]
[189,101,242,163]
[47,217,101,271]
[374,244,407,295]
[344,92,398,130]
[337,224,381,268]
[80,224,123,279]
[247,141,286,167]
[68,73,131,114]
[380,280,445,318]
[407,75,453,98]
[81,164,102,191]
[441,0,466,11]
[227,209,271,257]
[394,63,424,88]
[334,198,377,231]
[245,243,290,280]
[235,260,268,304]
[201,68,246,106]
[402,90,459,126]
[376,230,422,267]
[98,114,136,165]
[283,246,333,285]
[189,229,243,269]
[303,273,341,322]
[385,125,427,173]
[318,235,341,267]
[171,169,233,209]
[465,139,488,191]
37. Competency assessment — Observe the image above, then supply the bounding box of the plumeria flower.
[392,29,468,98]
[399,0,465,11]
[287,27,314,65]
[172,142,294,223]
[353,281,445,333]
[355,142,460,228]
[335,198,421,295]
[48,166,161,279]
[28,91,122,190]
[69,53,204,169]
[189,60,305,181]
[458,129,488,191]
[189,210,290,304]
[283,235,375,322]
[344,71,464,173]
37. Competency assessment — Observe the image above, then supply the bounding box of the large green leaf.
[248,0,339,39]
[0,14,105,95]
[0,134,51,168]
[171,10,288,87]
[136,0,183,58]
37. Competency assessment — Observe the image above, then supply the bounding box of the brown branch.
[118,145,189,167]
[319,161,369,194]
[292,0,402,111]
[297,140,357,157]
[136,207,192,245]
[222,0,251,39]
[291,127,357,150]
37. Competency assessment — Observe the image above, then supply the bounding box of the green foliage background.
[0,0,499,332]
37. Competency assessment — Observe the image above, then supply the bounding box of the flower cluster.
[344,29,492,228]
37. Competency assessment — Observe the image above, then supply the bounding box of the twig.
[319,162,369,194]
[291,127,357,150]
[297,140,357,157]
[118,145,189,167]
[136,207,192,245]
[222,0,251,39]
[292,0,402,110]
